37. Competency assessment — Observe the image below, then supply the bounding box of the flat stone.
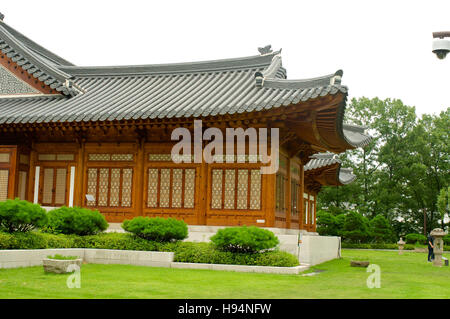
[43,258,82,274]
[350,260,370,267]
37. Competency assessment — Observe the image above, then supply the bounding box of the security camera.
[432,32,450,60]
[432,38,450,59]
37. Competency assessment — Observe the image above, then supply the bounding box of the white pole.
[69,166,75,207]
[33,166,40,204]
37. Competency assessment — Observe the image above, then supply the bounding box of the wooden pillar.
[8,147,18,199]
[27,144,37,202]
[74,141,85,207]
[299,161,305,230]
[265,172,276,227]
[313,194,317,232]
[135,141,145,217]
[285,157,291,229]
[198,160,208,225]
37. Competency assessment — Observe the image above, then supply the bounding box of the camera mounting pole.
[433,31,450,39]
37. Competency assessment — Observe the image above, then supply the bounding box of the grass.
[0,249,449,299]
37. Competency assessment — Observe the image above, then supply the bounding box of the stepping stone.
[350,260,370,267]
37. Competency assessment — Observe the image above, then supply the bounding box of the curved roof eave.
[0,22,77,96]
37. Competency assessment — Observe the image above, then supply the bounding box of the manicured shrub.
[341,211,370,243]
[174,242,298,267]
[405,233,427,245]
[0,231,299,267]
[45,206,108,236]
[0,199,47,233]
[316,211,338,236]
[369,215,394,243]
[122,217,188,242]
[210,226,279,253]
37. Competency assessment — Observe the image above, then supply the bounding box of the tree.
[318,98,449,239]
[316,210,338,236]
[341,211,370,243]
[437,187,449,231]
[369,215,394,243]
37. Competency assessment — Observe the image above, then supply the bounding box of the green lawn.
[0,249,449,299]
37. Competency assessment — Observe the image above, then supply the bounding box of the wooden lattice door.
[39,166,69,206]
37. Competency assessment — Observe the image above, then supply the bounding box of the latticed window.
[0,169,9,201]
[86,167,133,207]
[40,167,68,206]
[210,168,262,210]
[290,163,300,216]
[275,154,288,212]
[147,168,196,209]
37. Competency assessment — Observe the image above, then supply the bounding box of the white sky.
[2,0,449,115]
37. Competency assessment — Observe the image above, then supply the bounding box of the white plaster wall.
[0,249,174,269]
[298,235,341,266]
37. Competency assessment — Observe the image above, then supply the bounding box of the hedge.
[341,242,450,251]
[0,231,299,267]
[174,242,299,267]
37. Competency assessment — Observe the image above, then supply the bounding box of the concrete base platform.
[107,223,340,266]
[0,248,309,274]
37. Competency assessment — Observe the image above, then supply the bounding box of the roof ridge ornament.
[0,12,4,21]
[330,70,343,85]
[258,45,273,55]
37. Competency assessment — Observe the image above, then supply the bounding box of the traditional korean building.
[0,13,371,232]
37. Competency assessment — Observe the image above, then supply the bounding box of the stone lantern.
[397,237,406,255]
[430,228,446,267]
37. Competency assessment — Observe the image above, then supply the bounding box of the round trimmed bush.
[122,217,188,242]
[210,226,279,253]
[405,233,427,245]
[45,206,108,236]
[0,198,48,233]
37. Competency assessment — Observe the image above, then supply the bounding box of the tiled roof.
[304,152,356,185]
[0,18,371,153]
[0,20,77,96]
[0,50,349,124]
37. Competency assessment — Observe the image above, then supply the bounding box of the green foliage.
[341,242,416,250]
[318,99,449,238]
[122,217,188,242]
[174,242,298,267]
[210,226,279,253]
[316,210,338,236]
[443,234,450,246]
[341,211,370,243]
[405,233,427,245]
[437,187,449,228]
[45,206,108,236]
[0,199,47,233]
[369,215,394,243]
[8,232,48,249]
[47,254,77,260]
[0,231,297,267]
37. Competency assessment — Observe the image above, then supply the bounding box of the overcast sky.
[2,0,449,116]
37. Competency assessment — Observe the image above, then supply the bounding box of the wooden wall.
[1,142,319,231]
